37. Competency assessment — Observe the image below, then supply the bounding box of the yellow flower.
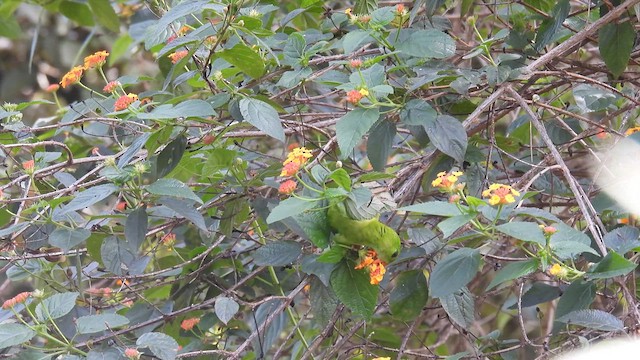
[432,170,463,192]
[283,147,313,166]
[626,127,640,136]
[355,250,387,285]
[358,88,369,96]
[549,263,568,278]
[482,183,520,206]
[83,50,109,69]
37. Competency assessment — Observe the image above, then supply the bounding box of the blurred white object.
[555,338,640,360]
[593,135,640,215]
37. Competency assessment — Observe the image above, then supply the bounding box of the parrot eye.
[391,250,399,258]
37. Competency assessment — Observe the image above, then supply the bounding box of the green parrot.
[327,197,401,264]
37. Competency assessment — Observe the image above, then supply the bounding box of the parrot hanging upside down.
[327,198,401,264]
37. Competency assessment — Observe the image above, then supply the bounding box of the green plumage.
[327,198,401,263]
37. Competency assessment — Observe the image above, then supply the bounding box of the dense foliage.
[1,0,640,359]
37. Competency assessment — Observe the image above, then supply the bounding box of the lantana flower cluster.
[278,147,313,195]
[355,250,387,285]
[482,183,520,206]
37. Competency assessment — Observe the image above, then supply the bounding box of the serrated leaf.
[425,115,468,164]
[604,226,640,254]
[441,286,475,327]
[399,201,464,216]
[101,236,136,276]
[160,197,208,231]
[60,184,118,214]
[146,178,202,204]
[354,0,377,14]
[336,108,380,159]
[317,246,347,263]
[283,32,306,67]
[136,332,179,360]
[367,120,396,171]
[551,241,598,259]
[396,29,456,59]
[117,132,150,168]
[508,283,562,309]
[301,255,336,286]
[553,280,596,332]
[330,259,378,319]
[239,98,285,142]
[76,314,130,334]
[0,323,36,350]
[586,251,637,280]
[534,0,570,51]
[125,206,148,252]
[219,43,265,79]
[557,309,623,331]
[438,214,474,238]
[487,259,539,290]
[343,30,373,54]
[49,228,90,251]
[154,135,187,179]
[309,276,339,325]
[329,168,351,191]
[599,21,635,78]
[137,100,214,120]
[253,241,302,266]
[390,270,429,321]
[215,297,239,325]
[430,248,481,298]
[400,99,437,126]
[293,203,330,248]
[496,222,546,245]
[267,197,317,224]
[35,292,79,322]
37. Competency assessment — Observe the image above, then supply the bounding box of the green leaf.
[556,309,624,331]
[253,241,302,266]
[49,228,90,251]
[283,32,306,67]
[219,43,265,79]
[330,259,379,320]
[88,0,119,32]
[604,226,640,254]
[507,283,561,309]
[293,203,331,248]
[125,206,148,252]
[496,222,546,245]
[309,277,339,325]
[160,197,208,232]
[399,201,463,216]
[215,297,239,325]
[267,197,317,224]
[136,332,179,360]
[0,17,21,39]
[430,247,481,298]
[329,168,351,191]
[553,280,596,332]
[101,236,135,276]
[137,100,214,119]
[425,115,468,164]
[117,132,150,168]
[586,251,637,280]
[59,184,118,214]
[301,255,336,286]
[146,178,203,204]
[533,0,570,51]
[390,270,429,321]
[396,30,456,59]
[317,246,347,263]
[0,323,35,350]
[354,0,377,14]
[109,34,132,65]
[35,292,79,322]
[59,0,94,26]
[153,135,187,180]
[336,108,380,159]
[438,214,474,238]
[440,286,475,328]
[599,21,635,78]
[367,120,396,171]
[400,99,437,126]
[343,30,373,56]
[76,314,130,334]
[486,259,539,290]
[551,241,598,259]
[239,98,285,142]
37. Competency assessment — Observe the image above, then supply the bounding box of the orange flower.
[168,50,189,64]
[287,142,300,151]
[161,233,176,247]
[181,317,200,331]
[542,226,557,235]
[60,66,84,88]
[346,89,364,104]
[103,81,120,93]
[83,50,109,69]
[283,147,313,167]
[46,84,60,92]
[354,250,387,285]
[482,183,520,206]
[280,161,300,177]
[115,201,127,212]
[432,171,463,192]
[349,59,363,68]
[2,292,32,309]
[396,4,406,13]
[114,93,138,111]
[22,160,35,172]
[124,348,140,359]
[278,180,297,194]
